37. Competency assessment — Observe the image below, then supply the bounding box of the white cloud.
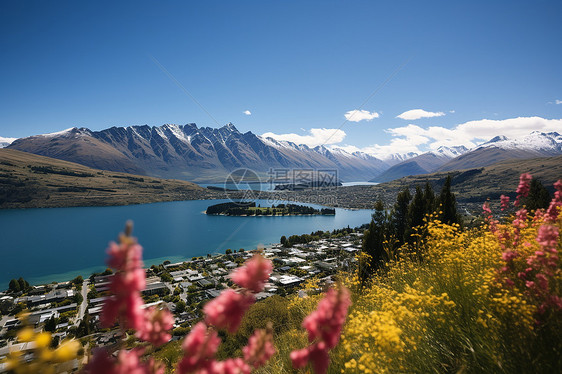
[449,110,455,113]
[338,116,562,159]
[262,128,346,147]
[397,109,445,120]
[243,110,252,115]
[344,109,379,122]
[556,100,562,105]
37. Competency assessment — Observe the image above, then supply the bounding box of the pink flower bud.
[137,307,174,347]
[243,326,276,368]
[515,173,532,206]
[204,289,255,333]
[302,287,351,349]
[231,254,273,293]
[177,322,221,374]
[500,194,510,211]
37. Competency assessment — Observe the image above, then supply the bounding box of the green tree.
[438,175,460,226]
[362,200,389,274]
[524,178,552,211]
[225,248,232,255]
[17,277,30,292]
[74,293,83,305]
[44,315,57,333]
[423,182,436,214]
[9,279,20,293]
[390,188,411,247]
[71,276,83,285]
[280,236,287,246]
[406,186,426,243]
[175,300,186,314]
[160,272,173,283]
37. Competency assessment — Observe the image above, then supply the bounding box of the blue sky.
[1,1,561,157]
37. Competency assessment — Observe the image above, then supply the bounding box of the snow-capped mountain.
[438,131,562,172]
[433,145,469,158]
[8,123,388,182]
[477,131,562,153]
[0,136,17,148]
[369,146,468,183]
[379,152,419,166]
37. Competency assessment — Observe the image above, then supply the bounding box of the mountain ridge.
[8,123,389,182]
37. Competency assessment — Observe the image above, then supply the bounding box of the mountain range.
[5,124,562,183]
[369,131,562,182]
[6,124,388,182]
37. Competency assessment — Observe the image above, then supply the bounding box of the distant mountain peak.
[221,122,239,132]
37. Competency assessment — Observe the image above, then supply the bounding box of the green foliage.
[524,178,552,211]
[438,174,461,226]
[160,272,173,283]
[44,315,57,333]
[362,200,389,274]
[9,279,20,293]
[406,186,426,243]
[175,300,186,314]
[74,292,83,305]
[390,188,411,247]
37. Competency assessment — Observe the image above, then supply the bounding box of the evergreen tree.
[8,279,20,293]
[524,178,551,211]
[423,182,436,214]
[17,277,29,292]
[280,235,287,246]
[362,200,388,273]
[390,188,411,247]
[438,175,460,225]
[45,315,57,333]
[406,186,426,243]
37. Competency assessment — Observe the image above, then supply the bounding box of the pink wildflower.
[243,325,276,369]
[500,194,510,211]
[545,181,562,221]
[177,322,221,374]
[537,224,559,252]
[290,342,330,374]
[84,348,164,374]
[209,358,251,374]
[115,348,164,374]
[204,289,255,333]
[100,230,147,330]
[136,307,174,347]
[501,250,519,262]
[84,348,117,374]
[482,201,492,215]
[100,289,146,331]
[291,286,351,373]
[302,287,351,348]
[231,254,273,293]
[515,173,532,206]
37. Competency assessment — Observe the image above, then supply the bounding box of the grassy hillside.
[369,155,562,204]
[0,149,217,209]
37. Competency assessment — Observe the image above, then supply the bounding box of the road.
[75,279,89,326]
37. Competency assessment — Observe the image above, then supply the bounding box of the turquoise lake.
[0,199,373,288]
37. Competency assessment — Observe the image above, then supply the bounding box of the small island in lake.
[206,201,336,216]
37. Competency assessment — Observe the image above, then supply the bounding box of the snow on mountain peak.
[477,131,562,153]
[433,145,468,158]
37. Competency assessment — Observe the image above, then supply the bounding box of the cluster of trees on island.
[205,201,335,216]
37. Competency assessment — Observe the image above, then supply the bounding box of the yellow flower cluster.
[332,213,560,373]
[1,312,81,374]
